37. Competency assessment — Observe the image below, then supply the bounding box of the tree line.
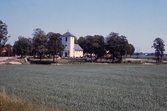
[78,33,135,62]
[0,20,165,63]
[12,28,136,63]
[14,28,64,63]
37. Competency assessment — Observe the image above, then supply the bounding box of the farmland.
[0,64,167,111]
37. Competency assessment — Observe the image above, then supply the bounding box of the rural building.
[61,31,83,58]
[1,46,14,56]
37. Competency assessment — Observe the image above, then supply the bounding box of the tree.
[84,35,95,62]
[85,35,94,52]
[32,28,48,62]
[47,32,64,64]
[93,35,106,59]
[74,36,78,44]
[152,38,165,63]
[105,32,120,62]
[13,36,32,58]
[78,36,87,53]
[82,35,106,62]
[0,20,10,54]
[105,32,129,63]
[127,44,135,57]
[117,35,129,62]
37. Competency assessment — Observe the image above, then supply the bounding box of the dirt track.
[0,57,22,65]
[0,57,9,62]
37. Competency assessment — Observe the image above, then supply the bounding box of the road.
[0,57,18,62]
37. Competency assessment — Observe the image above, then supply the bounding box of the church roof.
[74,44,83,51]
[61,31,75,37]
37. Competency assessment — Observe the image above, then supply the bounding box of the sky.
[0,0,167,53]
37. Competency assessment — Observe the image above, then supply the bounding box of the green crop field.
[0,64,167,111]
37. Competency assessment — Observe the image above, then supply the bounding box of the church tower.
[61,31,75,57]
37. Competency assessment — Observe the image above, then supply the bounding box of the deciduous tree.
[105,32,129,63]
[152,38,165,63]
[32,28,48,62]
[82,35,106,62]
[84,35,96,62]
[127,44,135,57]
[47,32,64,64]
[116,35,127,62]
[0,20,10,54]
[13,36,32,58]
[78,36,87,53]
[105,32,120,62]
[93,35,106,59]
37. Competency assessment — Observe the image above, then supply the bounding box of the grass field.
[0,64,167,111]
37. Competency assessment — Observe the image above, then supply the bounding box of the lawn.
[0,64,167,111]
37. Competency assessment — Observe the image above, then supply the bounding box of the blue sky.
[0,0,167,52]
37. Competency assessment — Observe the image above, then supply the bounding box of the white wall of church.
[61,36,74,57]
[75,51,83,58]
[69,37,74,57]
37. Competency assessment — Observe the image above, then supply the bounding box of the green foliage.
[0,20,10,54]
[105,32,129,62]
[13,36,32,57]
[117,35,129,58]
[127,44,135,57]
[152,38,165,63]
[78,36,86,53]
[32,28,48,61]
[93,35,106,58]
[0,20,10,46]
[84,35,94,55]
[74,36,78,44]
[47,32,64,63]
[78,32,135,63]
[78,35,106,60]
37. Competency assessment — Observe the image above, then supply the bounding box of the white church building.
[61,31,83,58]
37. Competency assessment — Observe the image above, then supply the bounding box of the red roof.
[1,47,13,53]
[2,48,7,53]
